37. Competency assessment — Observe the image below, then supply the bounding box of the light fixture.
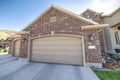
[88,35,94,41]
[22,38,27,43]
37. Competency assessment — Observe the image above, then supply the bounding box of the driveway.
[0,54,18,65]
[0,54,100,80]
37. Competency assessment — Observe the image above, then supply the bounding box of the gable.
[81,9,103,23]
[22,5,98,31]
[28,8,93,37]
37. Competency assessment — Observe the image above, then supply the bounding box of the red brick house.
[10,5,108,68]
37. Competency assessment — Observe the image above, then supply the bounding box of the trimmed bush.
[0,48,2,53]
[110,54,120,60]
[3,49,8,53]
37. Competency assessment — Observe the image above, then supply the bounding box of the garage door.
[31,35,83,65]
[14,40,20,57]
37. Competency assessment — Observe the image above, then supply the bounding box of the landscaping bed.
[94,70,120,80]
[0,48,8,53]
[102,53,120,70]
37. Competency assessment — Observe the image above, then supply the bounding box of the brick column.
[84,30,102,68]
[19,34,29,58]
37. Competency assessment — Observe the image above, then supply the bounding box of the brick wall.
[81,10,103,24]
[19,34,29,58]
[84,30,102,63]
[21,8,102,63]
[81,10,105,54]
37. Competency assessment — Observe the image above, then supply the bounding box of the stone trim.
[85,63,102,68]
[82,24,108,30]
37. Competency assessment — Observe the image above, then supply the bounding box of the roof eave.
[82,24,109,30]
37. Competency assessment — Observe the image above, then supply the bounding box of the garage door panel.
[33,40,81,44]
[32,55,82,58]
[31,36,83,65]
[31,56,82,65]
[14,40,20,57]
[32,46,81,50]
[31,51,82,56]
[33,42,81,45]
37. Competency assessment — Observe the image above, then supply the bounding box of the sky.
[0,0,120,31]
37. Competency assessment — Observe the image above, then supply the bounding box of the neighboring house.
[0,30,16,49]
[102,8,120,54]
[10,5,108,68]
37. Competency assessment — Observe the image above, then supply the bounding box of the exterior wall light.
[22,38,27,43]
[88,35,94,41]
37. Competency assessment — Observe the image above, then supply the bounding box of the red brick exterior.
[81,10,105,53]
[84,30,102,63]
[19,34,29,58]
[81,10,103,24]
[19,8,102,63]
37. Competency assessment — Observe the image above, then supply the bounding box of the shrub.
[0,48,2,53]
[3,49,8,53]
[110,54,120,60]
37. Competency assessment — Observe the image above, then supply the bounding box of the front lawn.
[94,70,120,80]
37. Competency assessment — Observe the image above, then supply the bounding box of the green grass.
[94,70,120,80]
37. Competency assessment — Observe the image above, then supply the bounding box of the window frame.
[114,32,120,45]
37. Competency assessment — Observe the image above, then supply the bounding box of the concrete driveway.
[0,55,100,80]
[0,54,18,65]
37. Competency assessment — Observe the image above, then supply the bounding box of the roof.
[22,5,99,31]
[17,31,30,35]
[80,8,103,16]
[102,7,120,17]
[0,30,16,40]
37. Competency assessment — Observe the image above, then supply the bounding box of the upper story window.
[87,15,93,21]
[114,32,120,45]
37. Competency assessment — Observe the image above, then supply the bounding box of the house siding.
[103,10,120,53]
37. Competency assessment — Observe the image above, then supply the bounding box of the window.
[87,15,93,21]
[115,32,120,45]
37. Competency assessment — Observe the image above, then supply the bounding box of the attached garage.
[14,39,20,57]
[30,35,84,65]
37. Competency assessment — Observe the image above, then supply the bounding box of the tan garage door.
[31,35,83,65]
[14,40,20,57]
